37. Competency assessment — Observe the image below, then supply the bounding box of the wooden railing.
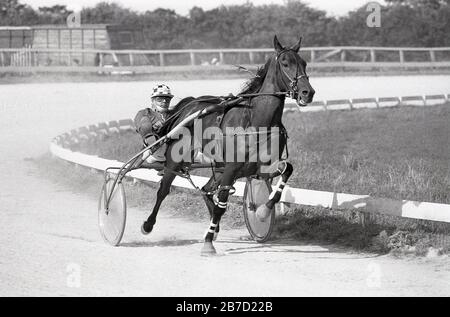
[1,46,450,70]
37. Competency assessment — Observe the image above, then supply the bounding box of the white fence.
[2,46,450,71]
[284,93,450,112]
[49,94,450,224]
[9,45,33,67]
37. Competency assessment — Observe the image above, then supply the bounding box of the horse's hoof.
[141,222,153,235]
[256,204,272,222]
[201,242,217,256]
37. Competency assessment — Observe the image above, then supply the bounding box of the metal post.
[219,52,224,64]
[311,50,315,63]
[0,51,4,67]
[249,51,254,64]
[159,52,164,66]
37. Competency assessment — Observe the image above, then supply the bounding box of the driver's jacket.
[134,107,169,163]
[134,107,167,139]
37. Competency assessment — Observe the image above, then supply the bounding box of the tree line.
[1,0,449,48]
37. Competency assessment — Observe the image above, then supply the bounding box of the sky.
[20,0,384,17]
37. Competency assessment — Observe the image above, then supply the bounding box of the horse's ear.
[273,35,284,53]
[291,36,303,53]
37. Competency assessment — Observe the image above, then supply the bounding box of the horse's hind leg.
[141,166,177,235]
[256,161,293,220]
[201,173,223,241]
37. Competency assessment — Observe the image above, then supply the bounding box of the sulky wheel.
[243,178,275,243]
[98,178,127,246]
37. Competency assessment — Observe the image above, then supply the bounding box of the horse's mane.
[239,58,272,95]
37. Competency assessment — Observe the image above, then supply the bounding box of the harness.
[275,49,309,101]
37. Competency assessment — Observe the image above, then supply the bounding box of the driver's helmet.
[151,84,174,113]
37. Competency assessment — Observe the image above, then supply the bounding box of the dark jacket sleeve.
[134,108,164,138]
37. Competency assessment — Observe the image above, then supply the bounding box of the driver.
[134,84,174,169]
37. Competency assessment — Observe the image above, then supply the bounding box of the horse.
[141,35,315,255]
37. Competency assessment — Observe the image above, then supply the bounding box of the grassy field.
[38,102,450,256]
[285,103,450,204]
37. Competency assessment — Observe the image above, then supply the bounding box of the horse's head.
[273,35,315,106]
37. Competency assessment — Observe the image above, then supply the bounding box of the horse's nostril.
[302,90,309,96]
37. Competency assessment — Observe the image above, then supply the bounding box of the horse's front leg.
[141,166,177,235]
[256,161,293,220]
[201,164,242,256]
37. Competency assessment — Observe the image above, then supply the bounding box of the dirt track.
[1,80,449,297]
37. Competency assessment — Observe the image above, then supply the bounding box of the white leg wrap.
[217,201,228,209]
[204,221,220,240]
[269,178,285,200]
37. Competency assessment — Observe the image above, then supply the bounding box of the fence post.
[370,49,376,63]
[429,50,436,63]
[81,29,85,66]
[348,99,353,110]
[399,50,404,63]
[323,100,328,111]
[375,97,380,109]
[159,52,165,66]
[0,51,4,66]
[129,53,134,66]
[340,50,346,63]
[219,51,224,64]
[249,51,254,64]
[190,51,195,66]
[311,50,315,63]
[28,46,31,67]
[422,95,427,106]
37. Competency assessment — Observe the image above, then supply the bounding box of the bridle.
[275,49,309,100]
